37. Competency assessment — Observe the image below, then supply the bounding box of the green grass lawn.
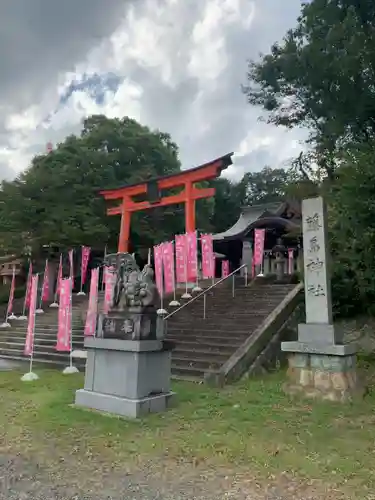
[1,366,375,497]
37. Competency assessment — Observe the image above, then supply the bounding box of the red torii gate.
[99,153,233,253]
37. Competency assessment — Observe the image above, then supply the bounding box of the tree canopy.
[0,115,186,257]
[243,0,375,178]
[242,0,375,318]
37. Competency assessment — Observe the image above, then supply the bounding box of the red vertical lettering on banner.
[81,246,91,287]
[201,234,214,279]
[103,267,115,314]
[153,244,164,295]
[175,234,187,283]
[84,268,99,336]
[56,278,72,352]
[186,231,198,281]
[253,229,265,266]
[25,262,33,308]
[162,241,175,294]
[221,260,230,278]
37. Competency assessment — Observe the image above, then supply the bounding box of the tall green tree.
[243,0,375,178]
[0,115,186,257]
[329,143,375,316]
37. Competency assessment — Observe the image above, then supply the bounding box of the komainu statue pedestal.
[75,252,175,418]
[75,337,175,418]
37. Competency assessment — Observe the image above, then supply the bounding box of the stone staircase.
[0,295,88,368]
[0,278,302,383]
[165,280,300,382]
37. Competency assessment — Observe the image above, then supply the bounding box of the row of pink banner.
[6,246,92,321]
[23,263,117,364]
[21,240,298,363]
[154,232,215,296]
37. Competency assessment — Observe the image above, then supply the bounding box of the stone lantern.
[272,237,287,281]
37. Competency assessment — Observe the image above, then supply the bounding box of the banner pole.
[36,259,48,314]
[192,232,202,293]
[50,254,61,308]
[101,245,107,292]
[169,241,180,307]
[157,245,167,316]
[21,274,39,381]
[78,246,84,295]
[181,234,191,300]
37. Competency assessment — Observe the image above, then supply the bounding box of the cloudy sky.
[0,0,305,182]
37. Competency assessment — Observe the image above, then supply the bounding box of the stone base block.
[75,389,176,418]
[284,352,363,402]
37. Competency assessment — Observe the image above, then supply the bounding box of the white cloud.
[0,0,304,180]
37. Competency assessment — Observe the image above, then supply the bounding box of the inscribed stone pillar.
[281,196,361,402]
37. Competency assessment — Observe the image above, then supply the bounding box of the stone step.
[169,297,285,309]
[172,356,222,371]
[170,363,208,379]
[6,324,84,332]
[0,346,84,362]
[166,301,286,315]
[173,348,233,362]
[0,336,85,347]
[176,291,291,302]
[167,339,245,350]
[166,333,247,345]
[167,321,260,332]
[166,309,277,323]
[0,340,84,352]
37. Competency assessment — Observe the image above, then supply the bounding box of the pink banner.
[81,246,91,287]
[162,241,175,294]
[69,249,74,281]
[288,248,294,274]
[41,260,50,302]
[221,260,230,278]
[25,261,33,308]
[103,267,115,314]
[186,231,198,281]
[7,268,16,316]
[24,274,39,356]
[153,244,164,295]
[84,268,99,336]
[175,234,187,283]
[56,278,72,352]
[253,229,265,266]
[201,234,215,279]
[56,254,63,295]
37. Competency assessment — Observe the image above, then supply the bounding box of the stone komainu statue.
[102,253,162,341]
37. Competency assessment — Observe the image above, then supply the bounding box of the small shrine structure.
[212,200,302,275]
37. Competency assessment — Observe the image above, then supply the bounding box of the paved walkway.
[0,453,344,500]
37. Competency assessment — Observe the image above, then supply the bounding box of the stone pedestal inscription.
[281,197,360,402]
